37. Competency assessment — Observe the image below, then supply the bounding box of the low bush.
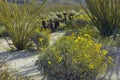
[64,26,99,39]
[36,34,112,80]
[64,9,91,30]
[65,19,88,30]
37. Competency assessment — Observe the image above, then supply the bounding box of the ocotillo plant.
[84,0,120,37]
[0,0,47,50]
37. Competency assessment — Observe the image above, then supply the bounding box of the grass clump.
[0,0,47,50]
[84,0,120,37]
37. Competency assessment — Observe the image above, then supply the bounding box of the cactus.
[54,20,60,32]
[42,20,47,28]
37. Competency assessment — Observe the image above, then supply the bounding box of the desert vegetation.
[0,0,120,80]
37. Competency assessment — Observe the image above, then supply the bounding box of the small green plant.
[64,25,99,39]
[36,34,112,80]
[84,0,120,37]
[32,28,50,51]
[0,0,47,50]
[0,68,30,80]
[63,9,91,30]
[65,19,88,30]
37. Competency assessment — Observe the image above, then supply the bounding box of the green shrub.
[32,28,50,51]
[65,19,88,30]
[36,34,112,80]
[64,26,99,39]
[84,0,120,37]
[79,26,99,38]
[0,0,47,50]
[64,9,91,30]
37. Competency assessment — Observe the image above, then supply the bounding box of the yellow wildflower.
[48,61,52,65]
[35,29,39,32]
[84,54,89,58]
[108,56,113,62]
[94,43,101,53]
[98,44,102,48]
[81,37,86,41]
[39,38,43,42]
[102,50,108,55]
[95,43,102,48]
[58,56,63,62]
[84,34,91,38]
[77,36,81,40]
[95,48,100,53]
[74,39,78,43]
[89,64,94,69]
[88,40,93,45]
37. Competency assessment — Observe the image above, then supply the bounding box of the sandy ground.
[0,32,120,80]
[104,47,120,80]
[0,31,64,80]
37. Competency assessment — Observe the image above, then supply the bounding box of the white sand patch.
[0,31,64,80]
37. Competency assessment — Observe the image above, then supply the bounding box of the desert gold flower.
[77,36,81,40]
[39,38,43,42]
[98,44,102,48]
[58,56,63,62]
[48,61,52,65]
[89,64,94,69]
[95,43,102,48]
[35,29,39,32]
[84,34,91,38]
[102,50,108,55]
[84,54,89,58]
[74,39,78,43]
[108,56,113,62]
[94,43,101,53]
[88,40,93,45]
